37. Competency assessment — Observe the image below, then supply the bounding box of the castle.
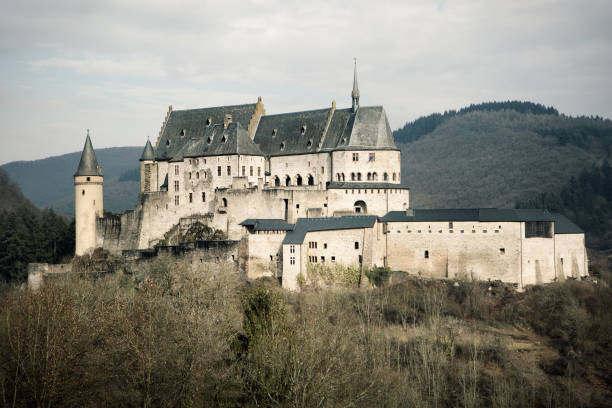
[74,64,588,290]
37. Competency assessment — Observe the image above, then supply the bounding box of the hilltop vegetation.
[1,146,142,215]
[517,161,612,249]
[0,170,74,283]
[396,104,612,209]
[0,254,610,407]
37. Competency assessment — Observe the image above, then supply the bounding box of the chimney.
[224,114,232,129]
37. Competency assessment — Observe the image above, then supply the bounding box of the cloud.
[0,0,611,163]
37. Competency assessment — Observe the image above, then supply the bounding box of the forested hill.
[2,146,142,215]
[394,102,612,210]
[0,168,38,213]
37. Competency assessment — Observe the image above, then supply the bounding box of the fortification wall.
[327,187,409,216]
[554,233,588,279]
[27,263,73,290]
[385,221,523,284]
[245,231,285,279]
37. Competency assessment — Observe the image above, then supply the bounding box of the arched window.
[307,174,314,186]
[274,176,281,186]
[351,172,356,181]
[383,172,389,181]
[373,172,378,180]
[367,172,371,181]
[337,173,341,181]
[296,174,303,186]
[354,200,367,214]
[196,172,199,179]
[189,172,192,179]
[392,173,396,181]
[341,173,345,181]
[222,197,228,207]
[357,173,362,181]
[285,175,291,186]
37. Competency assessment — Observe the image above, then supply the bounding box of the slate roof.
[74,134,103,177]
[550,213,584,234]
[239,219,294,231]
[327,182,408,190]
[283,216,377,244]
[380,209,555,223]
[140,139,155,161]
[155,103,258,160]
[253,106,398,157]
[175,122,264,158]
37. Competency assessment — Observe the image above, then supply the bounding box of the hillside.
[2,146,142,215]
[397,107,612,209]
[0,168,39,213]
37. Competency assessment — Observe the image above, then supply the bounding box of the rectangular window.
[321,166,324,174]
[308,241,317,249]
[189,192,193,203]
[202,192,206,202]
[500,248,505,254]
[290,245,295,254]
[424,250,429,259]
[352,153,359,161]
[242,166,246,176]
[174,195,179,206]
[354,241,359,249]
[217,166,221,176]
[449,222,453,229]
[369,153,375,162]
[174,180,179,192]
[525,221,552,238]
[250,166,253,176]
[227,166,231,176]
[331,256,336,263]
[258,167,261,176]
[174,165,179,175]
[321,256,325,263]
[323,243,327,249]
[290,257,295,265]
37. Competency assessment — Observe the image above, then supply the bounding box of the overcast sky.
[1,0,610,164]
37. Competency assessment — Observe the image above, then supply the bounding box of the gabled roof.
[140,139,155,161]
[74,134,103,177]
[253,106,398,156]
[283,215,377,244]
[550,212,584,234]
[176,122,264,159]
[239,219,294,231]
[156,103,258,160]
[380,208,555,223]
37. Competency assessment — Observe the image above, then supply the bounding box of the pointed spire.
[74,131,103,177]
[352,58,360,112]
[140,138,156,161]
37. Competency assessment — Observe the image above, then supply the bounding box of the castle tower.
[74,130,103,256]
[139,138,157,193]
[351,58,360,113]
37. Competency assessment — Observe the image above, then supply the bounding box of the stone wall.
[331,150,401,183]
[27,263,73,291]
[555,233,588,280]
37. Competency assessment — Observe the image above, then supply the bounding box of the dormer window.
[221,135,227,143]
[206,118,212,126]
[166,140,170,146]
[306,139,312,148]
[207,136,212,144]
[301,125,306,135]
[179,129,186,136]
[280,142,285,151]
[341,137,346,144]
[272,129,277,137]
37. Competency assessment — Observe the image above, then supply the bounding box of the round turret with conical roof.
[139,138,158,192]
[74,130,103,255]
